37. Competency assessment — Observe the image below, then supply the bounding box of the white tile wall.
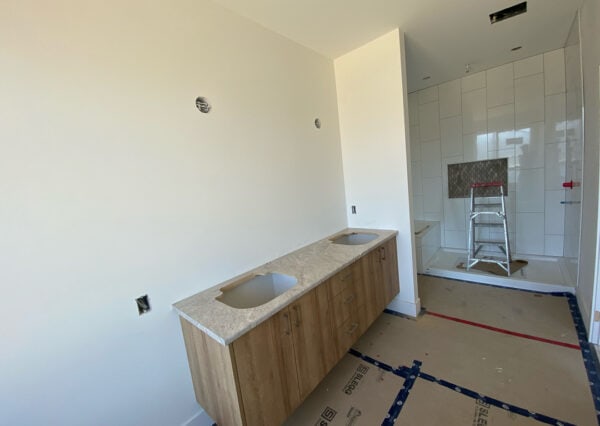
[422,178,443,213]
[544,190,565,234]
[439,80,461,118]
[463,133,488,162]
[488,103,515,151]
[444,198,466,231]
[412,161,423,195]
[419,86,439,104]
[545,235,564,257]
[462,88,487,134]
[486,63,514,108]
[516,213,545,255]
[440,116,463,158]
[514,54,543,79]
[419,101,440,142]
[515,122,545,169]
[515,74,545,126]
[545,93,567,144]
[445,230,467,249]
[544,143,566,189]
[544,50,566,96]
[409,49,567,257]
[421,141,442,177]
[516,168,545,212]
[461,71,486,92]
[409,128,421,165]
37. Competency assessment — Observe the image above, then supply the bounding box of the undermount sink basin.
[331,232,379,245]
[216,272,298,309]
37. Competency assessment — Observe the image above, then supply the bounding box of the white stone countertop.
[173,228,397,345]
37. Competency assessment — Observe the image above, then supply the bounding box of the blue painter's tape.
[348,348,410,378]
[381,360,421,426]
[418,370,576,426]
[564,293,600,425]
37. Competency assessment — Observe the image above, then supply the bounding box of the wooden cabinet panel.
[232,308,300,426]
[361,248,385,324]
[289,284,336,400]
[381,238,400,305]
[180,318,245,426]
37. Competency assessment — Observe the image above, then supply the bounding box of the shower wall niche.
[408,49,569,257]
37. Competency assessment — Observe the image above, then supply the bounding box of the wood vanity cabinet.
[179,238,399,426]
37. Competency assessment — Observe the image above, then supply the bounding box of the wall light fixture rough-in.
[196,97,211,113]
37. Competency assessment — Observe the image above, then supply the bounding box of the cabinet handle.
[282,312,291,335]
[346,322,359,335]
[292,305,301,328]
[381,246,386,261]
[344,294,355,305]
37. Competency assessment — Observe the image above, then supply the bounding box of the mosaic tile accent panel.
[448,158,508,198]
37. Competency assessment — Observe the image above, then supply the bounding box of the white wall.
[335,30,420,316]
[408,50,569,258]
[577,0,600,335]
[0,1,347,425]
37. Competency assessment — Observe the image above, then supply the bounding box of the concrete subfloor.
[286,275,599,426]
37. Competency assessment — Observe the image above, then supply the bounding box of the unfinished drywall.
[0,0,346,425]
[334,30,419,316]
[576,0,600,335]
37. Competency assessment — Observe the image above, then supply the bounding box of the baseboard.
[386,296,421,317]
[181,409,213,426]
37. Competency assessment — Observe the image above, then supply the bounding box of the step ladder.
[466,181,511,275]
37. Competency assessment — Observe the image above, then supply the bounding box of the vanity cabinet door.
[232,307,300,426]
[289,284,336,400]
[361,248,386,324]
[381,238,400,305]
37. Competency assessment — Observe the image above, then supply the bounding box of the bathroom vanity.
[173,229,399,426]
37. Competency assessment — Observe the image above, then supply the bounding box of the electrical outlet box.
[136,295,151,315]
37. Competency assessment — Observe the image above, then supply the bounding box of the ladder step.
[473,203,503,208]
[474,240,506,245]
[471,256,509,264]
[472,222,504,228]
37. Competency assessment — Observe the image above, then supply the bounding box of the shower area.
[408,13,584,293]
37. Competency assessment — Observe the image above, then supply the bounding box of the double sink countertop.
[173,228,397,345]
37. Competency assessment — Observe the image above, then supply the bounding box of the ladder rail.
[466,182,511,275]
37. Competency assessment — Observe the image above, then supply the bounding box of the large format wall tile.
[461,71,486,92]
[486,63,514,108]
[514,54,543,79]
[516,213,545,255]
[439,80,461,118]
[515,74,544,126]
[516,168,545,212]
[440,116,463,158]
[421,140,442,177]
[545,93,567,144]
[544,49,566,96]
[462,88,487,134]
[419,101,441,142]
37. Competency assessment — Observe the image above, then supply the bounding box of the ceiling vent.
[490,2,527,24]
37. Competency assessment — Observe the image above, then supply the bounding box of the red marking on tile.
[426,310,580,350]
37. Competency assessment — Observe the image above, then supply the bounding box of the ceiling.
[209,0,582,92]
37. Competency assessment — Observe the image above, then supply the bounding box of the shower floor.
[422,248,576,293]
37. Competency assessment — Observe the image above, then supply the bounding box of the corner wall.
[334,30,420,316]
[0,1,347,424]
[577,0,600,336]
